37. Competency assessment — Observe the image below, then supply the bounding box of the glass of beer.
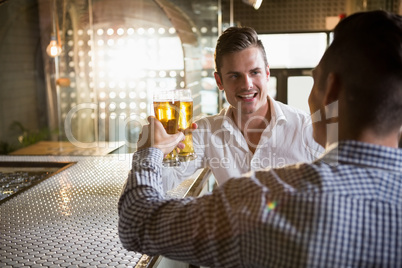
[153,90,181,167]
[177,89,197,162]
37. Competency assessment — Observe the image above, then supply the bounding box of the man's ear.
[324,72,341,105]
[214,72,224,90]
[266,66,270,79]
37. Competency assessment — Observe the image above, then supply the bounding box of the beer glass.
[177,89,197,161]
[153,90,181,167]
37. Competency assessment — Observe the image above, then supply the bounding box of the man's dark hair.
[214,26,268,77]
[322,10,402,135]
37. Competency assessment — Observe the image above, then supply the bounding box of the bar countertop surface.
[0,154,197,267]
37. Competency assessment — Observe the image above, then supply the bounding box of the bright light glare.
[102,36,183,79]
[106,45,148,79]
[127,28,134,35]
[117,28,124,35]
[253,0,263,9]
[260,33,327,68]
[107,28,114,35]
[46,39,62,57]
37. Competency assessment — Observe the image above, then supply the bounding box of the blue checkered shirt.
[118,140,402,267]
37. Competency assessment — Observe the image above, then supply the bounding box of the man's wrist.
[133,147,164,167]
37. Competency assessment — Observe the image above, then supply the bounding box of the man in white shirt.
[162,27,323,189]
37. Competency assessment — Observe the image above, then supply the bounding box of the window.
[260,33,327,68]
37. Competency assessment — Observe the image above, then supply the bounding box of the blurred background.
[0,0,400,154]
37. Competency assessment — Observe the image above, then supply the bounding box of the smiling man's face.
[214,46,270,117]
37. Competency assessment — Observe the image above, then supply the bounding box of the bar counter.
[0,154,204,267]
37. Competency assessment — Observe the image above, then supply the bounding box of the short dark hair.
[214,26,268,76]
[322,10,402,135]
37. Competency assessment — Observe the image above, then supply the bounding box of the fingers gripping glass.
[153,89,197,167]
[153,90,181,167]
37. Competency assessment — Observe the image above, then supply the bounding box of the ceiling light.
[242,0,263,10]
[46,36,62,57]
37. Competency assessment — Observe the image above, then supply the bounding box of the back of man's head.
[323,11,402,135]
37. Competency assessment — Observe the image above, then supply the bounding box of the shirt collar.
[269,98,288,127]
[321,140,402,172]
[221,108,236,131]
[221,98,288,131]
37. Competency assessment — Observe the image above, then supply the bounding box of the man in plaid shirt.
[119,10,402,267]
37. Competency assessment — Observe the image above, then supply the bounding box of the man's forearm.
[118,148,165,251]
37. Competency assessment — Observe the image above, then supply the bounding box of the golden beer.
[177,90,197,161]
[153,99,181,166]
[154,101,180,134]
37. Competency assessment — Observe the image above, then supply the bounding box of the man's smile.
[237,92,258,101]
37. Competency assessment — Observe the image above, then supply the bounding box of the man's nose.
[242,74,253,89]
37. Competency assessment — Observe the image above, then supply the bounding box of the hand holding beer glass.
[153,89,197,167]
[153,90,181,167]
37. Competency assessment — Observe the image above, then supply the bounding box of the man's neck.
[230,100,271,133]
[329,128,400,149]
[229,100,271,154]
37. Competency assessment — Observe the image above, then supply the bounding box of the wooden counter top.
[9,141,124,156]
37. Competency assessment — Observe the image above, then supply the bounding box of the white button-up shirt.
[162,98,324,190]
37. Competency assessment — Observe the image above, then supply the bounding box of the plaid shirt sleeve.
[118,148,245,267]
[118,142,402,267]
[118,148,299,267]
